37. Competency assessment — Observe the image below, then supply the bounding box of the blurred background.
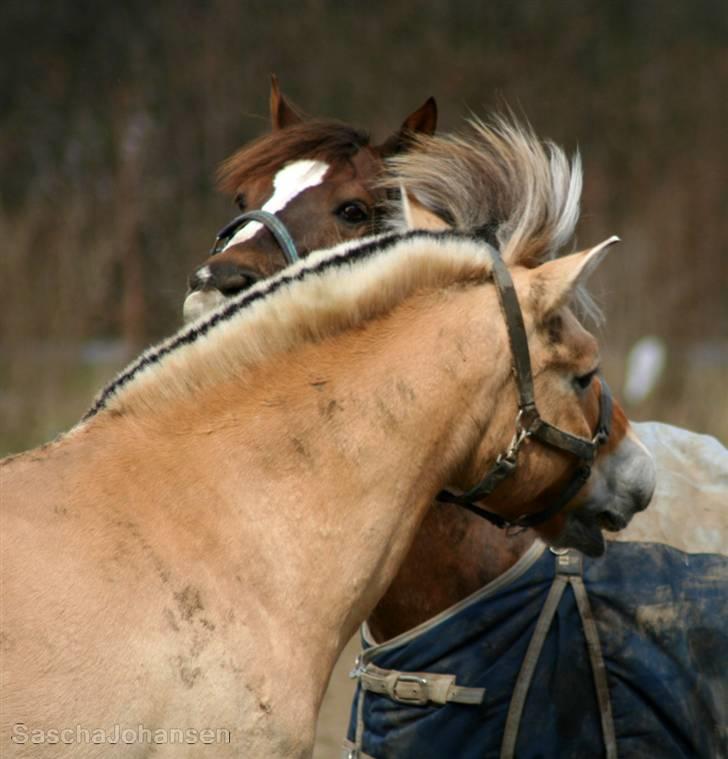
[2,0,726,455]
[1,1,726,754]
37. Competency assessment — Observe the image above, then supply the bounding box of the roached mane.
[82,232,493,422]
[217,119,370,193]
[384,116,583,268]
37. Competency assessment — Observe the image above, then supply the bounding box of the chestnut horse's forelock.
[217,119,371,195]
[184,89,437,317]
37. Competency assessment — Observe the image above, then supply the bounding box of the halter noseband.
[437,247,612,531]
[209,210,300,265]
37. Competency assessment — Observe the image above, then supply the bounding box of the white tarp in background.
[614,421,728,555]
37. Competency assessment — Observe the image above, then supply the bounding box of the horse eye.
[235,193,246,211]
[574,369,598,392]
[336,201,369,225]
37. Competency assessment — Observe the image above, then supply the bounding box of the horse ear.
[269,74,305,130]
[401,188,450,231]
[378,97,438,155]
[400,96,438,137]
[529,237,619,317]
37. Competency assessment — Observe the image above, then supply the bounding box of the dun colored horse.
[182,103,725,757]
[0,119,654,757]
[183,76,437,323]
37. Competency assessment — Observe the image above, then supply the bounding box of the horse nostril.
[216,272,260,296]
[189,263,263,297]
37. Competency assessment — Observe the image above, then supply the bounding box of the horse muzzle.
[552,432,656,556]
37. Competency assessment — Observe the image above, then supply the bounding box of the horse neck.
[50,282,510,707]
[167,285,510,632]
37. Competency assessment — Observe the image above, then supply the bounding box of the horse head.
[183,77,437,322]
[183,106,655,557]
[391,122,656,557]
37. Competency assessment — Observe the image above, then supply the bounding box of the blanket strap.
[347,662,485,758]
[358,662,485,706]
[500,549,617,759]
[571,569,618,758]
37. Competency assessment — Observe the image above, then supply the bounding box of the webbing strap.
[571,573,618,759]
[358,663,485,706]
[349,661,485,758]
[500,549,617,759]
[500,566,569,758]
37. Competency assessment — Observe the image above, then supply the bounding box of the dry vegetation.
[1,0,726,454]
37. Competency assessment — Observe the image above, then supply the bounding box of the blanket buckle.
[392,673,429,705]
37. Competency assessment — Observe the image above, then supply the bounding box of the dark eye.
[235,193,246,211]
[574,369,598,392]
[336,201,369,225]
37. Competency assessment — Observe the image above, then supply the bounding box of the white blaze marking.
[223,159,329,250]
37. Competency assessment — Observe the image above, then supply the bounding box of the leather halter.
[437,247,612,530]
[209,209,300,265]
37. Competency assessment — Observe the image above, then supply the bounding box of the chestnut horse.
[183,76,436,323]
[0,119,654,757]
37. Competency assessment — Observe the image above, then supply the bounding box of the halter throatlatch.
[209,209,300,265]
[437,247,613,530]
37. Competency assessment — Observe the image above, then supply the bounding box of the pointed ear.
[529,237,619,316]
[269,74,305,130]
[401,188,450,231]
[378,97,438,155]
[400,96,438,136]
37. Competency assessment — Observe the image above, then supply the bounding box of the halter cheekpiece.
[437,246,612,530]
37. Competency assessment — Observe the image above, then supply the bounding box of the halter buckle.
[505,405,538,461]
[516,403,540,435]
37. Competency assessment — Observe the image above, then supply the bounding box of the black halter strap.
[209,209,300,265]
[437,247,613,530]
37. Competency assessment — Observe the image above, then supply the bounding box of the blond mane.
[385,116,582,267]
[83,232,493,421]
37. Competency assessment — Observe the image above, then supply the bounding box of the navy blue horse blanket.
[345,540,727,758]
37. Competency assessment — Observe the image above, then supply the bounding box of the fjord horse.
[182,76,437,322]
[1,120,654,757]
[183,110,726,757]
